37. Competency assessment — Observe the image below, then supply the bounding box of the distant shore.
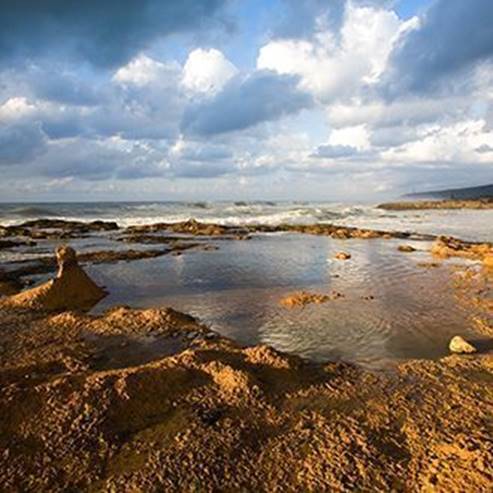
[378,198,493,210]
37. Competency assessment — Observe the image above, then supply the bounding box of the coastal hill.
[379,183,493,210]
[404,183,493,200]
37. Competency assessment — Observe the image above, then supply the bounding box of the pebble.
[449,336,477,354]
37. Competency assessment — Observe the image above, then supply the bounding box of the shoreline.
[0,219,492,491]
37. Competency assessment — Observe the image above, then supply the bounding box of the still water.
[83,233,479,368]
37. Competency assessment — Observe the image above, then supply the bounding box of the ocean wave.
[10,206,60,217]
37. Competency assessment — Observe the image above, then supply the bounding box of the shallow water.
[85,233,480,369]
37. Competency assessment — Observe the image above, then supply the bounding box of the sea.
[0,200,492,241]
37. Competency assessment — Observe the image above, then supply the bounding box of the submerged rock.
[449,336,477,354]
[0,245,106,311]
[398,245,416,252]
[335,252,351,260]
[280,290,344,308]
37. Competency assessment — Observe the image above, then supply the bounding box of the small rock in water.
[335,252,351,260]
[483,255,493,269]
[398,245,416,252]
[449,336,477,354]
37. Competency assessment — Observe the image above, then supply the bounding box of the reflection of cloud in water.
[93,234,475,369]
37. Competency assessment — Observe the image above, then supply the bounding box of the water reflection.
[92,233,477,368]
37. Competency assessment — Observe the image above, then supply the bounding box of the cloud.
[181,71,312,136]
[0,122,47,165]
[273,0,390,40]
[113,55,179,87]
[476,144,493,154]
[31,70,102,106]
[182,48,238,94]
[311,144,359,158]
[37,138,170,181]
[385,0,493,95]
[273,0,345,39]
[0,0,228,68]
[258,3,409,102]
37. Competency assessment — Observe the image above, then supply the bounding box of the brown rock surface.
[0,300,491,492]
[398,244,416,252]
[431,236,493,261]
[0,246,106,311]
[280,290,344,308]
[335,251,351,260]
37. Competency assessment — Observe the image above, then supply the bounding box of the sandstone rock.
[483,255,493,269]
[398,245,416,252]
[335,252,351,260]
[449,336,477,354]
[0,245,106,311]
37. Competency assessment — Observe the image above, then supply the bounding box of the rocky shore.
[378,198,493,210]
[0,220,492,491]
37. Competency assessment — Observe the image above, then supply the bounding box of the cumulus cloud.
[182,49,238,94]
[258,2,412,102]
[113,55,179,87]
[0,0,228,68]
[0,0,492,200]
[181,71,312,136]
[385,0,493,95]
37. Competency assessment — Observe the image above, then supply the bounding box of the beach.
[0,203,492,491]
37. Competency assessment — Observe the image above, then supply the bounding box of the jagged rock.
[449,336,477,354]
[0,245,106,311]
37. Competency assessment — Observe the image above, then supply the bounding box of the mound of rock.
[0,245,106,311]
[431,236,493,261]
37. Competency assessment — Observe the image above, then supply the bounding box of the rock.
[335,252,351,260]
[280,290,344,308]
[449,336,477,354]
[280,291,330,308]
[398,245,416,252]
[0,245,107,311]
[483,255,493,269]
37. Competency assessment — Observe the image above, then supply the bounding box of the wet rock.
[335,252,351,260]
[398,245,416,252]
[483,255,493,269]
[449,336,477,354]
[0,239,36,250]
[280,290,344,308]
[0,219,119,240]
[417,262,441,268]
[431,236,493,261]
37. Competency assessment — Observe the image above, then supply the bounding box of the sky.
[0,0,492,202]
